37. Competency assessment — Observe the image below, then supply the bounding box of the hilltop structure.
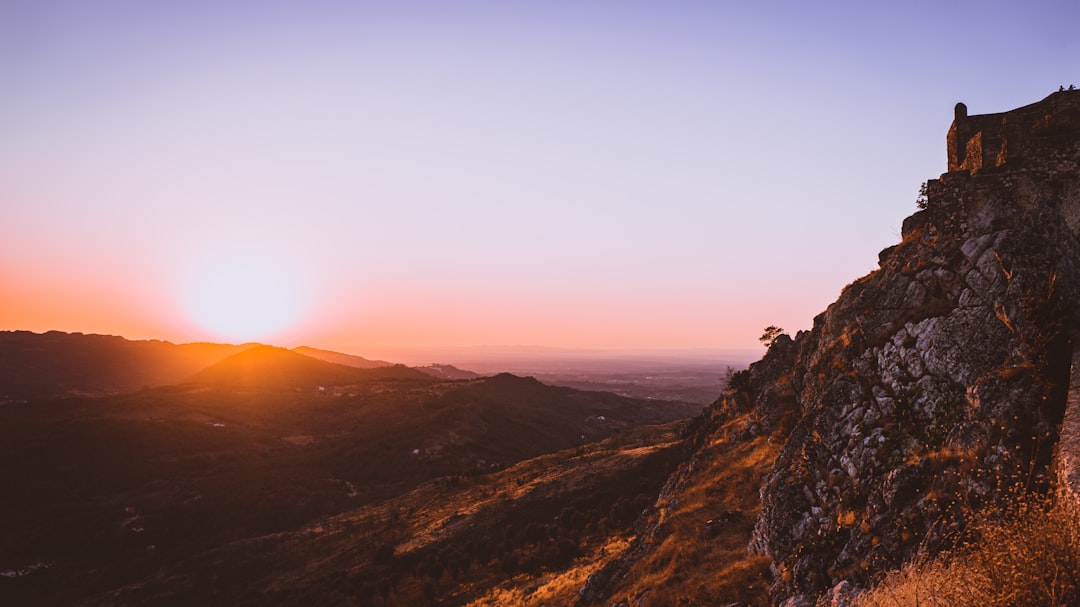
[925,90,1080,237]
[947,90,1080,174]
[574,91,1080,607]
[742,90,1080,604]
[575,91,1080,607]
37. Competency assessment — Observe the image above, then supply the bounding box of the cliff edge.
[744,90,1080,604]
[577,91,1080,607]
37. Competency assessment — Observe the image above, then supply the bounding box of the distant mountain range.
[295,345,481,380]
[0,330,257,399]
[0,331,480,400]
[291,345,392,369]
[409,363,483,380]
[188,345,432,390]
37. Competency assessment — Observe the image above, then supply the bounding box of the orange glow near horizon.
[0,239,826,354]
[12,4,1067,353]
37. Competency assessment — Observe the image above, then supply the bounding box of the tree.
[916,181,928,209]
[759,326,785,348]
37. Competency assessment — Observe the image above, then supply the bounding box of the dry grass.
[854,492,1080,607]
[466,536,633,607]
[602,416,779,607]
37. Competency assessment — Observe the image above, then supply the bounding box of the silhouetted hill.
[188,346,429,390]
[93,421,694,607]
[412,363,483,379]
[294,345,483,380]
[0,330,256,400]
[292,346,393,369]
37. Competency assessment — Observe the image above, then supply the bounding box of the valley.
[0,332,708,606]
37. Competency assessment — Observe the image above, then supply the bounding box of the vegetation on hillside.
[586,414,778,607]
[854,487,1080,607]
[0,358,699,606]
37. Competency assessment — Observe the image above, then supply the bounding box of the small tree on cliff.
[760,326,786,348]
[916,181,929,209]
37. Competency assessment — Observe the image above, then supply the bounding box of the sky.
[2,0,1078,356]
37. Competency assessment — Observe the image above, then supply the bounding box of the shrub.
[915,182,928,210]
[759,326,786,348]
[853,491,1080,606]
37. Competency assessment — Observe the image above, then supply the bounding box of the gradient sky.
[2,0,1078,354]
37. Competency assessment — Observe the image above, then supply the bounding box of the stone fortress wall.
[932,90,1080,234]
[1058,338,1080,506]
[948,90,1080,174]
[937,90,1080,505]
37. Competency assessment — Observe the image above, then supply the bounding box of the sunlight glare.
[181,250,309,343]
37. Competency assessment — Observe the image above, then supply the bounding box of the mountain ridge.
[0,331,444,399]
[0,330,259,399]
[187,345,432,389]
[291,345,393,369]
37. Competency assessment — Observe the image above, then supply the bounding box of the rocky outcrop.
[724,92,1080,604]
[571,92,1080,607]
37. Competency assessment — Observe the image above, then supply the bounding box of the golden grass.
[602,416,779,606]
[853,492,1080,607]
[465,536,633,607]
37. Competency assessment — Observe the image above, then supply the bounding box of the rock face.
[728,91,1080,603]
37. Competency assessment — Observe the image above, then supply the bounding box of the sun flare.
[180,251,308,343]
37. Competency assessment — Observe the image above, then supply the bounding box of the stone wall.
[943,88,1080,536]
[1056,337,1080,506]
[948,90,1080,174]
[925,168,1080,226]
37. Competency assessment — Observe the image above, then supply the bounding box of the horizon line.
[1,328,763,361]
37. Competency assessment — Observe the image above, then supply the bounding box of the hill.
[295,345,484,380]
[0,364,700,605]
[291,346,393,369]
[188,346,429,389]
[412,363,483,380]
[84,421,694,607]
[0,330,256,400]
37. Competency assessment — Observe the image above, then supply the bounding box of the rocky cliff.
[578,92,1080,607]
[740,91,1080,604]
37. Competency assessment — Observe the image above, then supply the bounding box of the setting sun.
[4,2,1080,606]
[179,252,309,343]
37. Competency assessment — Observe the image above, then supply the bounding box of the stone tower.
[921,90,1080,236]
